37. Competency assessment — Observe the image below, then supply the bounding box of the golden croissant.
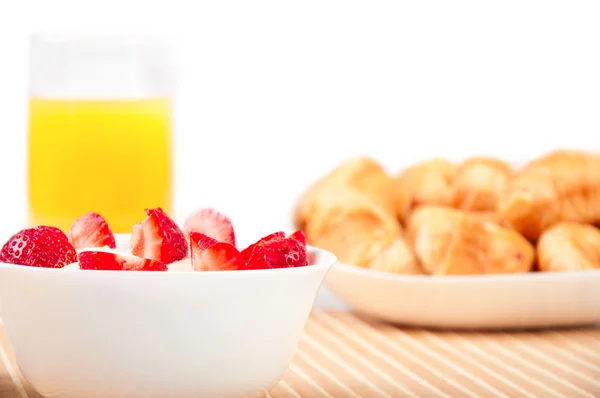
[294,156,395,231]
[407,206,534,275]
[302,186,421,274]
[394,158,456,224]
[537,222,600,272]
[498,150,600,240]
[451,157,512,212]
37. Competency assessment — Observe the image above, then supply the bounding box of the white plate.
[325,262,600,330]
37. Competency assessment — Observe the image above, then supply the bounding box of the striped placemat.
[1,311,599,397]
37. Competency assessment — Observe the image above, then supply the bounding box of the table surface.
[0,311,599,398]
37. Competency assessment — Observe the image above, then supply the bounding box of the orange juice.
[28,98,172,233]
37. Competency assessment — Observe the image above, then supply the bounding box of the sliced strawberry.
[261,231,286,242]
[243,233,308,269]
[189,232,218,268]
[241,231,293,268]
[0,226,77,268]
[244,244,269,269]
[192,242,245,271]
[182,208,236,246]
[264,238,308,268]
[287,230,306,247]
[79,251,167,271]
[189,231,218,251]
[240,243,257,263]
[240,231,285,262]
[130,208,187,264]
[67,212,116,249]
[79,251,123,270]
[129,257,168,271]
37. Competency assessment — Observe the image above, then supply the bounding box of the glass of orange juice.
[28,34,174,233]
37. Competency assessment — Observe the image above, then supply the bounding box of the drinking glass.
[28,34,174,233]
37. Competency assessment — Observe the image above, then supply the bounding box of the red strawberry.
[261,231,286,242]
[67,212,116,249]
[79,251,167,271]
[192,242,245,271]
[264,238,308,268]
[182,208,236,246]
[240,231,285,262]
[0,226,77,268]
[189,232,218,267]
[243,244,268,269]
[243,233,308,270]
[240,243,256,263]
[78,251,122,270]
[288,230,306,247]
[130,208,188,264]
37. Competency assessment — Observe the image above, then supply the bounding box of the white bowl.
[325,262,600,330]
[0,235,336,398]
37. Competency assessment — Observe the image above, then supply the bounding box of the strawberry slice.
[189,231,218,267]
[67,212,116,249]
[243,232,308,269]
[192,242,245,271]
[240,231,285,262]
[130,208,188,264]
[182,208,236,246]
[260,238,308,269]
[261,231,286,242]
[78,251,122,270]
[0,226,77,268]
[240,244,257,263]
[79,251,167,271]
[243,244,268,269]
[287,230,306,247]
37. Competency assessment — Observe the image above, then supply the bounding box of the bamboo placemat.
[0,311,599,397]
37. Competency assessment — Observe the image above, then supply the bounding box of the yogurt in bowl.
[0,209,336,397]
[0,242,336,398]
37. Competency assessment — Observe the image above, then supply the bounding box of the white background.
[0,1,599,284]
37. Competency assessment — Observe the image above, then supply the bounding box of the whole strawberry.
[0,226,77,268]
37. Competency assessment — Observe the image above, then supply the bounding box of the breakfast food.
[190,232,244,271]
[407,206,534,275]
[79,251,167,271]
[294,156,395,230]
[295,149,600,276]
[0,207,310,272]
[498,150,600,240]
[302,186,421,274]
[67,212,116,249]
[537,222,600,272]
[183,208,236,246]
[242,231,309,270]
[0,226,77,268]
[451,157,512,212]
[394,158,456,224]
[394,157,511,224]
[130,207,188,264]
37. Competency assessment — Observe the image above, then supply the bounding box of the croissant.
[537,222,600,272]
[303,187,421,274]
[452,157,512,212]
[407,206,534,275]
[294,156,395,230]
[394,158,456,224]
[498,150,600,240]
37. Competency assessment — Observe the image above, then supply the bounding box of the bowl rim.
[0,245,337,277]
[331,261,600,284]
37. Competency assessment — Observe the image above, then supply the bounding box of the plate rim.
[329,261,600,284]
